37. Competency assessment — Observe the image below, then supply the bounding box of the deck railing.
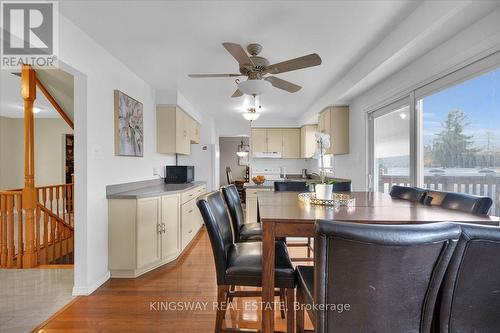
[379,174,500,215]
[0,183,74,268]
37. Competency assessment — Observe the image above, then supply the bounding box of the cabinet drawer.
[181,187,199,204]
[181,200,197,248]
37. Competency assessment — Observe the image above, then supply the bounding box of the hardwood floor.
[35,228,312,333]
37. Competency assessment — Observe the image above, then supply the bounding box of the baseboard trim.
[72,270,111,296]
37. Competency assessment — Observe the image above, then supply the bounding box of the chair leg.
[280,288,286,319]
[286,288,295,333]
[215,285,229,333]
[227,285,235,303]
[296,289,304,333]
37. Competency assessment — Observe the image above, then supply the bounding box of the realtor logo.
[1,1,58,69]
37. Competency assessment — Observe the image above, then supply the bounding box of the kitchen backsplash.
[250,158,309,176]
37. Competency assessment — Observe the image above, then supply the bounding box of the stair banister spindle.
[7,195,15,267]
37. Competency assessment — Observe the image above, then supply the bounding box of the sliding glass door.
[370,100,411,193]
[369,57,499,214]
[417,67,500,214]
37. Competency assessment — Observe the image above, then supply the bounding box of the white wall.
[57,13,181,295]
[58,13,218,295]
[0,117,73,189]
[334,6,500,191]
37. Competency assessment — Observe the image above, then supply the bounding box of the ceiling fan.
[188,42,322,97]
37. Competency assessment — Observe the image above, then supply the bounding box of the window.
[418,67,500,214]
[372,104,411,193]
[369,55,500,215]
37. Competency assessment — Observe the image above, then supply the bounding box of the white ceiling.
[0,70,57,118]
[31,0,496,131]
[58,0,418,122]
[0,68,74,120]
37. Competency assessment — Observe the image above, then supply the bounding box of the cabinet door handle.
[157,223,163,234]
[162,223,166,233]
[188,229,193,234]
[188,209,193,213]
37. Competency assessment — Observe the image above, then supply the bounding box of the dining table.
[258,191,500,333]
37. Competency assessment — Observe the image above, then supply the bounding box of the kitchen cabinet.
[318,106,349,155]
[157,105,200,155]
[300,124,317,158]
[161,195,180,258]
[187,115,200,144]
[251,128,268,153]
[282,128,300,158]
[267,129,283,153]
[108,184,206,278]
[137,197,162,270]
[245,187,272,223]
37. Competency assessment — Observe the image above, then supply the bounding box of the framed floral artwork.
[114,90,144,156]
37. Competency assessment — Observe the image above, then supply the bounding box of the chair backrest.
[274,181,308,192]
[440,192,493,215]
[221,184,245,241]
[226,166,234,185]
[332,181,351,192]
[196,191,234,285]
[314,220,461,333]
[440,223,500,332]
[389,185,427,202]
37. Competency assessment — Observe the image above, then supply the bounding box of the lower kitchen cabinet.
[245,187,272,223]
[108,184,206,278]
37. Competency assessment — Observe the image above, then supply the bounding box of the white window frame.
[367,50,500,191]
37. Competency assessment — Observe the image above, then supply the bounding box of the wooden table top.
[257,191,500,225]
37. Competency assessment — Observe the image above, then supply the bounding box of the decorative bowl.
[252,176,266,185]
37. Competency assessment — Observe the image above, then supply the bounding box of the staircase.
[0,183,74,268]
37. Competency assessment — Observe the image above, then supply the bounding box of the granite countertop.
[106,179,207,199]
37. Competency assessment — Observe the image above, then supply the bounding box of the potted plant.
[313,132,335,200]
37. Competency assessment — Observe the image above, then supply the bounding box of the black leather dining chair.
[438,192,493,215]
[197,191,296,333]
[221,184,287,319]
[331,181,351,192]
[273,181,314,261]
[295,220,461,333]
[439,223,500,332]
[389,185,427,202]
[221,184,262,242]
[274,181,308,192]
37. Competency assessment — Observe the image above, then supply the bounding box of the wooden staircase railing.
[0,191,23,268]
[0,184,74,268]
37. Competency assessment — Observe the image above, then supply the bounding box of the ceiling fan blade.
[188,73,243,78]
[231,89,243,98]
[264,76,302,93]
[265,53,321,74]
[222,42,253,66]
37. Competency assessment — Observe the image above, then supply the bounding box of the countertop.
[243,177,351,189]
[106,180,207,199]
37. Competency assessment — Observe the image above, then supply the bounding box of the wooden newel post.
[21,64,38,268]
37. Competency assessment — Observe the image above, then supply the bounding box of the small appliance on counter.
[165,165,194,183]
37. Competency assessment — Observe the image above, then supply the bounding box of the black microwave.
[165,166,194,183]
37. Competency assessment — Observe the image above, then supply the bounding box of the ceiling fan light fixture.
[242,108,260,121]
[237,79,271,96]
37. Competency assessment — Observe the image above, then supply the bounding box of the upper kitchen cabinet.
[251,128,300,158]
[157,105,200,155]
[266,129,283,153]
[318,106,349,155]
[251,128,268,153]
[300,124,317,158]
[282,128,300,158]
[187,115,200,144]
